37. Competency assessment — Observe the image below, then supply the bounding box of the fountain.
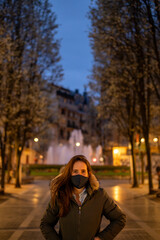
[46,129,103,165]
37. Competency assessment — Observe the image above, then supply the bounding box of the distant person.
[156,166,160,189]
[40,155,126,240]
[34,157,38,164]
[145,165,149,172]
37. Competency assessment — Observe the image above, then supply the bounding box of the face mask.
[71,175,88,189]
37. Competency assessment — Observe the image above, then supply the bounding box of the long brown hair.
[50,155,92,217]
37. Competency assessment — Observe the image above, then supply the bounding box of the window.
[26,155,29,164]
[67,131,70,140]
[61,108,65,115]
[67,120,70,127]
[60,129,64,138]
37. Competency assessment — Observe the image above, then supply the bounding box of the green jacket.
[40,175,126,240]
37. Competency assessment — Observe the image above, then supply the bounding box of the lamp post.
[153,137,159,153]
[139,138,146,184]
[113,148,119,165]
[33,137,39,164]
[75,142,80,154]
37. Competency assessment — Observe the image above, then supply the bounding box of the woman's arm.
[40,202,60,240]
[97,190,126,240]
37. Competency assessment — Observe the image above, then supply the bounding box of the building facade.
[52,85,90,145]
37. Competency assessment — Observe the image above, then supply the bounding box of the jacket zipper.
[79,206,81,214]
[77,206,81,240]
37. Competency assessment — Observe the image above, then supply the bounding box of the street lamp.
[99,157,104,163]
[140,138,145,143]
[92,157,97,163]
[113,149,119,154]
[74,142,80,154]
[113,148,119,165]
[153,137,159,153]
[153,137,158,143]
[75,142,80,147]
[34,137,39,142]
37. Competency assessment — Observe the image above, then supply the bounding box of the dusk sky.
[51,0,93,93]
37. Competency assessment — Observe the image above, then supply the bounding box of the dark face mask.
[71,175,88,189]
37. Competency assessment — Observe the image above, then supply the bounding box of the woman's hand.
[94,237,101,240]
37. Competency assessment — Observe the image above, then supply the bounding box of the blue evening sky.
[51,0,93,93]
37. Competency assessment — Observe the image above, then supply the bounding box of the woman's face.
[72,161,89,177]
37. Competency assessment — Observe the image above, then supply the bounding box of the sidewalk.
[0,179,159,240]
[0,183,35,205]
[100,179,160,240]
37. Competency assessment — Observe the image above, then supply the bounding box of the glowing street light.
[99,157,104,162]
[140,138,145,143]
[34,137,39,142]
[75,142,80,147]
[113,149,119,154]
[153,137,158,143]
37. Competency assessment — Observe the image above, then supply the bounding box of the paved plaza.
[0,178,160,240]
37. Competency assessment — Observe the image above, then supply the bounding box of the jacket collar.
[87,173,99,196]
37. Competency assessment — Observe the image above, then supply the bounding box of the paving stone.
[116,230,154,240]
[19,231,44,240]
[0,179,160,240]
[0,231,14,240]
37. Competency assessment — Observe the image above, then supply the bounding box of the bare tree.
[0,0,63,191]
[88,0,159,192]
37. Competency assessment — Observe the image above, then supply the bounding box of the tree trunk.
[7,145,13,183]
[140,152,144,184]
[0,152,5,195]
[0,129,7,195]
[130,134,139,187]
[15,149,22,188]
[144,134,153,193]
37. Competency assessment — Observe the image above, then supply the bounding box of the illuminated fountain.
[46,129,102,165]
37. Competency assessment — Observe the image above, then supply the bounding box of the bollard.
[156,166,160,198]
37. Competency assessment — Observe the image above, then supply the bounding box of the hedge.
[29,164,130,172]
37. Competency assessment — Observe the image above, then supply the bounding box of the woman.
[40,155,126,240]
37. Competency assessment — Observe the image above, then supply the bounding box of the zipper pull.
[79,206,81,214]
